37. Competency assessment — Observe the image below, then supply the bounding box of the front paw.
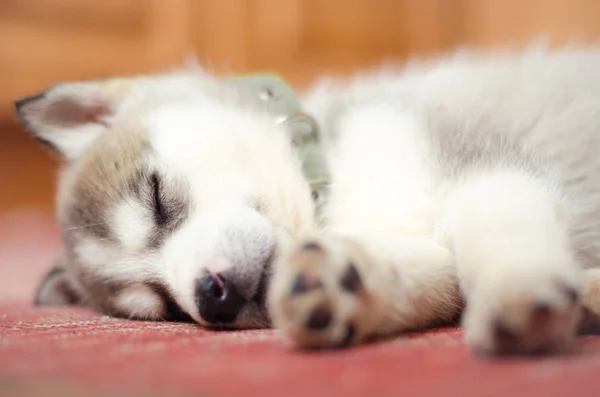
[463,272,582,356]
[269,238,376,349]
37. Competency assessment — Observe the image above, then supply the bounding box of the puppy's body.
[17,45,600,355]
[271,46,600,353]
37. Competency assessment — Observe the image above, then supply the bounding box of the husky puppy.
[16,45,600,355]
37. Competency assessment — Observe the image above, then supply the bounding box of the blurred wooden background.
[1,0,600,217]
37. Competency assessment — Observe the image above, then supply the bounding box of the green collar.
[226,74,329,213]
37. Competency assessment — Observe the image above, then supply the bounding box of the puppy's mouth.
[252,244,277,306]
[203,267,272,330]
[253,264,271,306]
[199,243,277,329]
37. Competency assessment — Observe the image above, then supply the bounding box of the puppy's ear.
[34,264,85,307]
[14,78,132,161]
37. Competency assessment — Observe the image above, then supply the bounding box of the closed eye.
[142,169,190,247]
[151,172,168,227]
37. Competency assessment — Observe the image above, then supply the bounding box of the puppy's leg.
[270,106,460,349]
[444,169,582,355]
[269,233,460,348]
[579,269,600,334]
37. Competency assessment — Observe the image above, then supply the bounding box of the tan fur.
[55,121,150,314]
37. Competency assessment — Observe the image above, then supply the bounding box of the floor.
[2,302,600,397]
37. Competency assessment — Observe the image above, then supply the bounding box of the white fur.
[268,44,600,353]
[114,284,166,320]
[75,238,164,284]
[324,103,439,238]
[27,44,600,354]
[112,199,152,253]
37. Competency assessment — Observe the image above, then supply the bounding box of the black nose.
[195,272,246,324]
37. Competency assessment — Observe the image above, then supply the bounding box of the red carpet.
[1,210,600,397]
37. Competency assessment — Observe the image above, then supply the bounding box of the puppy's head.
[17,68,316,328]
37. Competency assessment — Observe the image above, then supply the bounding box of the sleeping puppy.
[16,44,600,356]
[18,71,318,328]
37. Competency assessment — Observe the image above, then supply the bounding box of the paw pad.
[305,304,333,330]
[530,303,553,328]
[492,322,520,352]
[291,274,322,295]
[271,238,370,349]
[301,241,324,252]
[466,277,582,356]
[560,283,579,304]
[337,322,357,347]
[340,263,362,293]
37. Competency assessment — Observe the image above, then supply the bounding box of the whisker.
[64,221,109,232]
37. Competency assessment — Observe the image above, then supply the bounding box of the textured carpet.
[2,210,600,397]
